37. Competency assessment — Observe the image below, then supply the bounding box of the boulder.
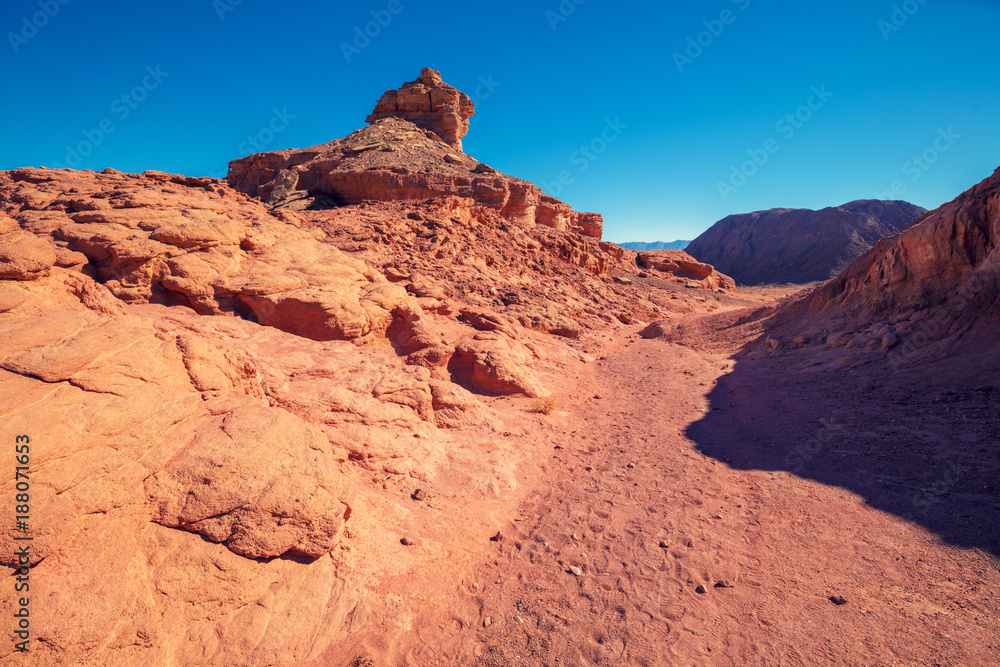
[450,332,544,397]
[0,229,57,280]
[636,249,735,291]
[147,405,351,559]
[429,379,490,428]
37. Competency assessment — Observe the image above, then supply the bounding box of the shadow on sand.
[686,344,1000,559]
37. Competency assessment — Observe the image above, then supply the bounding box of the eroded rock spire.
[366,68,475,151]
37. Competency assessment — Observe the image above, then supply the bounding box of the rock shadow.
[686,344,1000,558]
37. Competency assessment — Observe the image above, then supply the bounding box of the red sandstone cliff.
[228,69,605,242]
[366,67,475,151]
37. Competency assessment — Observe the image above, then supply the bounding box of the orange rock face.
[771,166,1000,363]
[6,149,991,665]
[227,117,605,240]
[366,67,475,151]
[0,160,742,664]
[227,69,605,241]
[0,66,765,663]
[636,249,736,291]
[0,228,57,279]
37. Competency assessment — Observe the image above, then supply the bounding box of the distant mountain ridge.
[618,240,690,251]
[770,166,1000,374]
[685,200,926,285]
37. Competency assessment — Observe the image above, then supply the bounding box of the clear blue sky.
[3,0,998,243]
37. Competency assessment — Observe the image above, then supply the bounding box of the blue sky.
[2,0,998,243]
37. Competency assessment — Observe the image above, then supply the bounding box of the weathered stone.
[451,333,544,398]
[366,68,475,151]
[636,250,735,291]
[0,230,57,279]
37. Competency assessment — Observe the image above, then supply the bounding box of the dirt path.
[332,303,999,666]
[460,319,1000,665]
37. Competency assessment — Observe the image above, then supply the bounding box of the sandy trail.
[464,310,1000,665]
[333,300,999,666]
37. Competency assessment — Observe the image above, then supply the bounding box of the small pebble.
[715,580,735,589]
[829,595,848,606]
[400,537,415,546]
[412,488,428,501]
[491,531,503,542]
[659,540,671,549]
[569,566,583,576]
[695,585,708,594]
[571,533,582,541]
[483,617,492,628]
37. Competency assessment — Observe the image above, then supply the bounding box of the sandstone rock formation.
[0,228,57,279]
[636,249,735,291]
[227,70,604,241]
[0,66,764,665]
[2,168,411,344]
[0,159,745,664]
[146,405,352,559]
[686,200,926,284]
[366,67,475,151]
[770,167,1000,362]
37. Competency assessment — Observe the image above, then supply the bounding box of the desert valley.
[1,61,998,667]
